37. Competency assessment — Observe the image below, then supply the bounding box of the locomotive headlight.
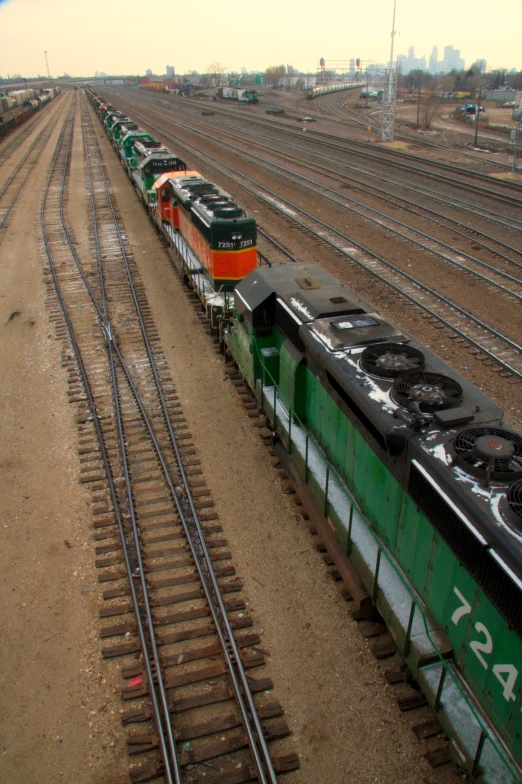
[231,233,243,240]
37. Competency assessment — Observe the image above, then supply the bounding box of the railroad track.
[0,101,64,234]
[136,89,522,203]
[111,103,522,383]
[141,96,522,241]
[0,101,54,166]
[311,89,514,168]
[121,90,522,232]
[40,91,297,784]
[121,88,522,239]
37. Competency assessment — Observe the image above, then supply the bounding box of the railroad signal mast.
[379,0,398,142]
[315,58,376,85]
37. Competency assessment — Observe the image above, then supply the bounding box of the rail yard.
[1,83,522,784]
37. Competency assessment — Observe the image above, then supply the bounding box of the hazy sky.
[0,0,520,78]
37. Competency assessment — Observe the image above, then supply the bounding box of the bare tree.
[264,64,286,88]
[468,73,483,99]
[295,77,305,91]
[207,61,226,87]
[421,93,439,129]
[439,73,456,94]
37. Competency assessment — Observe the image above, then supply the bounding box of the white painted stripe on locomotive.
[489,549,522,591]
[235,289,252,311]
[277,298,303,325]
[411,460,488,545]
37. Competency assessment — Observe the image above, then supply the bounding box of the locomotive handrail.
[253,342,520,783]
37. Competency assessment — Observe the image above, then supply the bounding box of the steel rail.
[258,226,301,263]
[84,92,278,784]
[0,97,58,163]
[176,106,522,259]
[127,107,522,302]
[0,114,55,198]
[0,108,61,232]
[324,89,512,167]
[82,94,279,784]
[42,94,181,784]
[118,107,522,380]
[133,88,522,206]
[81,107,182,783]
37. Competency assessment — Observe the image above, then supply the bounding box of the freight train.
[217,87,258,103]
[305,82,361,99]
[0,87,60,141]
[90,91,257,328]
[87,88,522,784]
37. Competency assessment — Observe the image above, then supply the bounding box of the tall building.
[442,46,465,72]
[166,65,175,77]
[241,66,247,74]
[397,46,427,75]
[145,68,152,77]
[429,46,438,74]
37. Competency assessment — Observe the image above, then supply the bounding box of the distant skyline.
[0,0,520,78]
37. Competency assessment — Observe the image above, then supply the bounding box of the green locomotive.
[128,138,187,205]
[223,262,522,784]
[109,118,139,148]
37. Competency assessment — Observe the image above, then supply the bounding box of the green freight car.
[223,262,522,784]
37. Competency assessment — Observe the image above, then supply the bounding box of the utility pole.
[44,51,51,79]
[416,83,421,127]
[474,86,482,147]
[510,108,522,172]
[379,0,398,142]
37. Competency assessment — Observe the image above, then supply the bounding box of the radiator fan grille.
[361,343,425,379]
[213,204,244,219]
[507,481,522,523]
[453,427,522,482]
[393,372,462,412]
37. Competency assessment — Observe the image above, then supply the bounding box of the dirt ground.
[0,90,465,784]
[0,96,127,783]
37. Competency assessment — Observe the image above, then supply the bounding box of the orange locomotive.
[153,172,257,290]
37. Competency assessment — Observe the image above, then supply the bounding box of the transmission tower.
[44,51,51,79]
[380,68,397,142]
[379,0,398,142]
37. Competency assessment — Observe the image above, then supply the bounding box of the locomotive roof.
[235,263,363,313]
[191,193,248,223]
[134,140,168,154]
[170,176,249,222]
[121,130,153,143]
[169,175,216,206]
[152,171,201,192]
